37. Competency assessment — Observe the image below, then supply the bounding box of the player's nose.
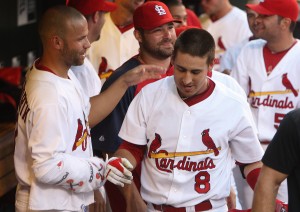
[182,72,193,84]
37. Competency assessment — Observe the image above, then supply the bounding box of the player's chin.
[178,87,195,99]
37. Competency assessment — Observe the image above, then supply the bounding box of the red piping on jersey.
[35,59,57,75]
[117,23,134,34]
[184,79,215,107]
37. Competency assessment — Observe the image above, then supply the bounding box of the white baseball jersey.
[231,39,300,142]
[119,76,263,209]
[206,7,252,73]
[88,13,139,76]
[71,58,102,97]
[14,61,106,211]
[209,70,246,100]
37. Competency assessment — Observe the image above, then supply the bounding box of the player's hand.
[122,64,166,87]
[105,155,133,187]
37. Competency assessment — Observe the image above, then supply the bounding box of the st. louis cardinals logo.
[72,117,90,151]
[282,73,298,97]
[155,5,166,15]
[201,129,219,156]
[148,133,168,158]
[147,132,221,173]
[98,57,114,80]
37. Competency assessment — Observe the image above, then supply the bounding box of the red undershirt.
[263,40,297,75]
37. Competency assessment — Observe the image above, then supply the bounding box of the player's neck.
[38,56,70,79]
[266,35,296,54]
[138,53,171,69]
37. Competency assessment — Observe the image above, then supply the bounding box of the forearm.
[114,149,146,211]
[33,154,106,192]
[252,165,284,212]
[89,76,128,127]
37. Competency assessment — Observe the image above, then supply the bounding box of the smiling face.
[60,18,91,66]
[253,14,284,41]
[137,22,177,59]
[173,51,213,99]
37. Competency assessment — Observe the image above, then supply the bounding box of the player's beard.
[141,38,174,60]
[61,43,85,67]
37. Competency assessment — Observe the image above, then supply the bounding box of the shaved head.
[38,5,86,43]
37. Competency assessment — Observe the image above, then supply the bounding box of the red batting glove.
[104,155,133,187]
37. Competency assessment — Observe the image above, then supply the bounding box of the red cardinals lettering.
[201,129,219,156]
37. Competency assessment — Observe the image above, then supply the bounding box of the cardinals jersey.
[14,61,106,211]
[87,13,139,80]
[119,76,263,209]
[206,7,252,73]
[71,58,102,97]
[231,39,300,142]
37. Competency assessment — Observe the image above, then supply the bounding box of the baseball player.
[14,5,165,211]
[90,2,178,211]
[69,0,118,98]
[231,0,300,203]
[201,0,252,73]
[87,0,144,81]
[114,28,263,212]
[67,0,117,210]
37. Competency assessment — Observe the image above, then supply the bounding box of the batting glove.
[104,154,133,187]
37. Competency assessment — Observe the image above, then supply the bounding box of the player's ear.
[208,59,214,71]
[92,11,99,23]
[134,29,143,43]
[51,35,64,50]
[280,17,291,30]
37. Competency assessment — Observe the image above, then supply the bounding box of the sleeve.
[220,47,235,72]
[29,103,106,193]
[229,101,263,163]
[263,111,300,174]
[230,46,250,95]
[119,140,146,164]
[118,90,148,145]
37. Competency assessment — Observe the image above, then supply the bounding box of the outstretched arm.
[89,65,165,127]
[252,164,287,212]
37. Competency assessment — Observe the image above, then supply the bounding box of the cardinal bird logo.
[201,129,219,156]
[98,57,108,75]
[148,133,168,158]
[282,73,298,97]
[72,118,89,151]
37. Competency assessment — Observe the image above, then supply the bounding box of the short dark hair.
[38,5,85,42]
[173,28,215,66]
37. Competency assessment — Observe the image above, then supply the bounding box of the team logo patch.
[201,129,219,156]
[282,73,298,97]
[155,5,166,15]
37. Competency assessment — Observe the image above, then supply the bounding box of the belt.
[151,200,212,212]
